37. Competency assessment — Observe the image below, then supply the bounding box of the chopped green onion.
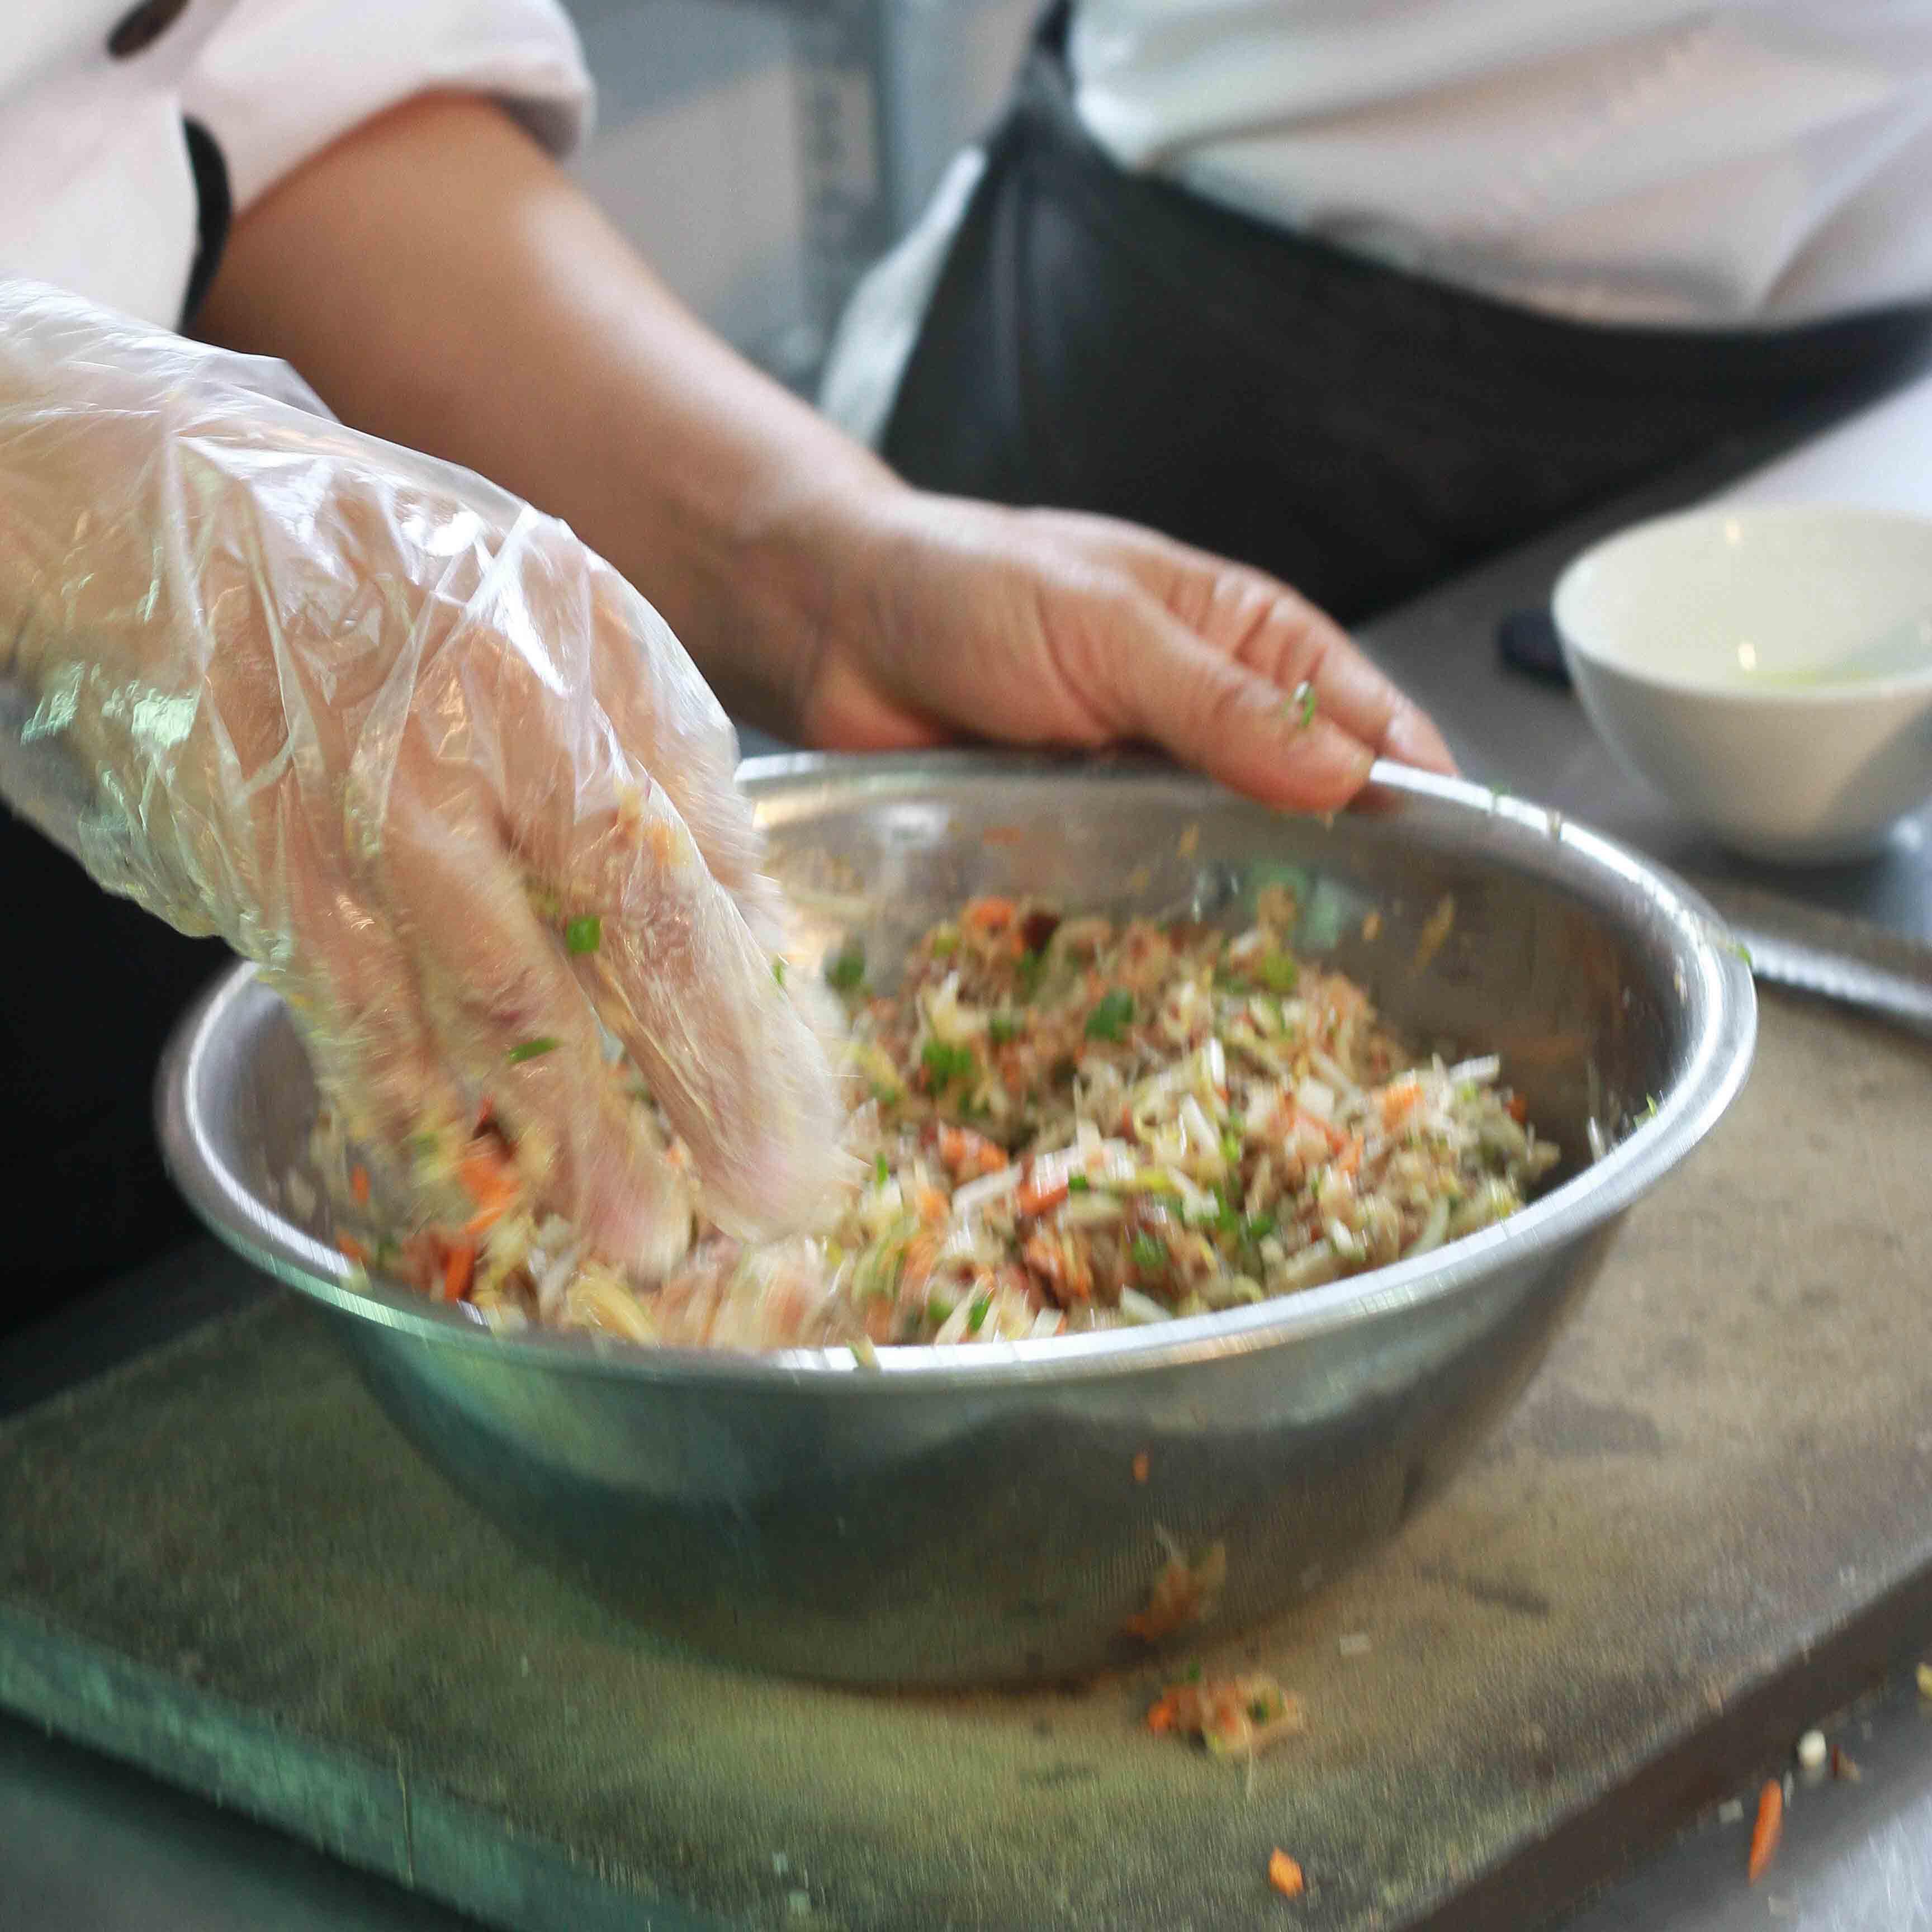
[967,1296,991,1335]
[1220,1131,1244,1165]
[506,1037,558,1064]
[825,943,866,993]
[1016,950,1046,1000]
[875,1153,891,1188]
[1067,1173,1092,1194]
[1258,950,1299,993]
[1085,988,1135,1041]
[1129,1233,1166,1275]
[1729,939,1753,967]
[920,1038,977,1090]
[1286,679,1318,729]
[870,1080,903,1106]
[926,1294,954,1328]
[1185,1658,1204,1683]
[1249,1698,1273,1722]
[408,1131,439,1159]
[930,924,960,959]
[772,956,788,987]
[564,915,602,955]
[1243,1213,1277,1242]
[988,1011,1019,1045]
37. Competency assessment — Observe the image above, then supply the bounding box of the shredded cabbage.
[321,892,1560,1349]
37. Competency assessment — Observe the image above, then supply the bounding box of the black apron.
[1,814,228,1324]
[884,4,1932,624]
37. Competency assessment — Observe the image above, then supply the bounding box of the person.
[0,0,1450,1318]
[823,0,1932,623]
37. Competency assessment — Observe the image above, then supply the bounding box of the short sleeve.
[179,0,594,215]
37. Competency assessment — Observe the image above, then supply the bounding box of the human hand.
[785,492,1454,801]
[182,95,1445,815]
[0,281,844,1270]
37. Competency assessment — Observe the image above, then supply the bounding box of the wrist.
[691,438,912,741]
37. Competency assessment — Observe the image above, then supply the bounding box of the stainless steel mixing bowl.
[157,754,1755,1684]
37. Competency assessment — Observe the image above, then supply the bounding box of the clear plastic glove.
[0,281,845,1271]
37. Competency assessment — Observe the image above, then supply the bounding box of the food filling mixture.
[323,890,1559,1351]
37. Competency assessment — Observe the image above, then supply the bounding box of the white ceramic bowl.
[1554,505,1932,861]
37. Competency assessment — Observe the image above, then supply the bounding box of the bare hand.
[790,493,1454,803]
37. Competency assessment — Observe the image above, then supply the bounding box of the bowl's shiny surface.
[1554,505,1932,862]
[157,754,1755,1684]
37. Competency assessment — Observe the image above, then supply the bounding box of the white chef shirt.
[0,0,591,329]
[823,0,1932,443]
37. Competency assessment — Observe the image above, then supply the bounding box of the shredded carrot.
[1380,1077,1424,1130]
[938,1123,1006,1180]
[458,1146,518,1206]
[1124,1571,1195,1641]
[457,1147,519,1238]
[1022,1230,1092,1303]
[1268,1850,1305,1898]
[1016,1174,1071,1218]
[349,1164,371,1207]
[1747,1779,1782,1883]
[1122,1544,1227,1641]
[916,1185,951,1226]
[963,896,1016,931]
[338,1236,369,1267]
[1289,1105,1351,1156]
[1145,1691,1183,1735]
[1132,1451,1150,1485]
[442,1239,477,1303]
[1507,1092,1530,1125]
[901,1232,938,1290]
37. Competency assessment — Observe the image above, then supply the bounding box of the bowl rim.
[1553,501,1932,705]
[155,752,1757,1394]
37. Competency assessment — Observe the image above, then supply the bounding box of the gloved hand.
[0,280,845,1271]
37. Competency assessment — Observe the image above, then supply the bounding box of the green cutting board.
[3,989,1930,1930]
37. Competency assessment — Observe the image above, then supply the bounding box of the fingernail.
[1271,717,1373,811]
[1387,710,1457,775]
[1296,717,1374,789]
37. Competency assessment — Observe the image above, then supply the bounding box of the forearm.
[192,94,1453,807]
[194,92,898,733]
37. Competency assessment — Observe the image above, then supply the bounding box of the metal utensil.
[156,755,1755,1685]
[1696,879,1932,1043]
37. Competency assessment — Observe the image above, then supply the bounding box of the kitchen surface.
[6,2,1932,1928]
